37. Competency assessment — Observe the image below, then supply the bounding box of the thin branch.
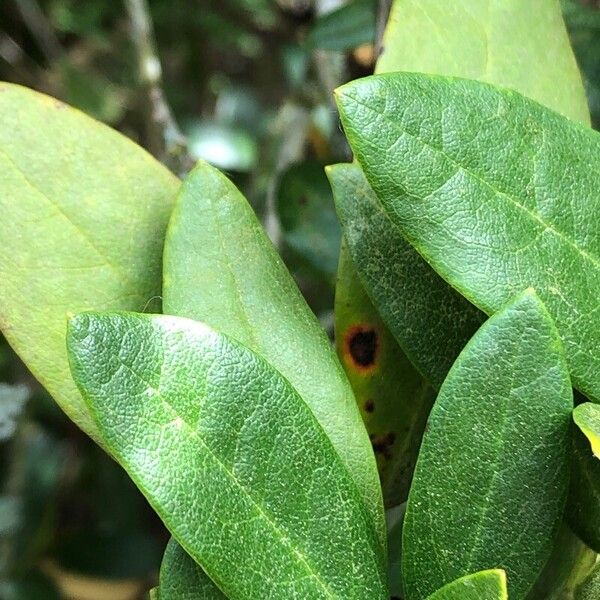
[124,0,192,172]
[13,0,63,63]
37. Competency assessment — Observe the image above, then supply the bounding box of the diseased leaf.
[162,160,385,546]
[307,0,376,51]
[335,237,435,506]
[0,83,178,440]
[329,163,485,389]
[378,0,589,125]
[426,570,508,600]
[574,403,600,459]
[402,290,573,600]
[67,312,388,600]
[336,73,600,402]
[158,538,225,599]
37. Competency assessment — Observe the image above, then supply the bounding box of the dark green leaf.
[402,291,573,599]
[158,538,225,599]
[329,163,485,389]
[307,0,376,52]
[576,561,600,599]
[426,570,507,600]
[67,312,388,599]
[336,72,600,402]
[0,83,179,441]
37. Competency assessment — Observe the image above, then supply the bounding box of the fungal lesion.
[343,323,380,372]
[369,431,396,461]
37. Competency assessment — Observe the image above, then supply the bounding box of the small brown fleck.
[371,432,396,460]
[298,195,308,206]
[364,398,375,413]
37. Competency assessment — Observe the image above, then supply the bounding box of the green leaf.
[402,290,573,600]
[377,0,590,125]
[574,403,600,459]
[567,423,600,552]
[526,524,597,599]
[163,160,385,546]
[576,562,600,600]
[336,72,600,402]
[0,83,178,440]
[158,538,225,599]
[426,570,507,600]
[334,238,435,506]
[66,312,388,600]
[307,0,376,51]
[329,162,485,389]
[276,160,341,282]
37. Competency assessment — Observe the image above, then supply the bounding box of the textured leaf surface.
[162,160,384,545]
[576,563,600,599]
[378,0,589,125]
[337,73,600,402]
[574,403,600,459]
[402,291,573,600]
[67,313,387,600]
[335,237,435,507]
[0,83,178,439]
[158,538,225,599]
[329,163,485,389]
[426,570,507,600]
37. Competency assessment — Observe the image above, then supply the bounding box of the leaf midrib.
[112,354,346,600]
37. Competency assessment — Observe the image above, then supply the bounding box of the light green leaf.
[402,290,573,600]
[574,403,600,459]
[329,163,485,389]
[336,72,600,402]
[162,160,385,546]
[576,562,600,600]
[378,0,589,125]
[67,312,388,600]
[334,236,435,507]
[158,538,225,599]
[0,83,178,440]
[307,0,376,51]
[426,570,508,600]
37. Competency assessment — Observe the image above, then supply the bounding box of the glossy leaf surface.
[337,73,600,402]
[67,312,387,600]
[426,570,507,600]
[574,403,600,459]
[378,0,589,125]
[163,160,384,544]
[402,291,573,600]
[158,538,225,599]
[0,83,178,439]
[329,163,485,389]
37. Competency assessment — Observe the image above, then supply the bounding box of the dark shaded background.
[0,1,598,598]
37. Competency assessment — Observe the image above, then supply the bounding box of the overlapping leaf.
[402,291,573,599]
[426,570,507,600]
[336,73,600,402]
[0,83,178,440]
[67,312,388,600]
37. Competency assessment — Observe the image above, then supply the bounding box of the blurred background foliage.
[0,0,598,598]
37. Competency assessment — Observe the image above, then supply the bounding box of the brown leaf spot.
[371,432,396,460]
[364,398,375,413]
[344,324,379,372]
